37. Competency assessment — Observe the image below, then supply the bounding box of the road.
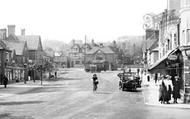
[0,68,190,119]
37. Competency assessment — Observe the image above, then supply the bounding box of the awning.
[148,48,179,73]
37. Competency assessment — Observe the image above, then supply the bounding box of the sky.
[0,0,167,43]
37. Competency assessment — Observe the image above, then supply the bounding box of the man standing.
[173,76,181,103]
[3,75,8,88]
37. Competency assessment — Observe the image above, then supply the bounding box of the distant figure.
[3,75,8,88]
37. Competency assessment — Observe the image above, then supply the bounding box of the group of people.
[158,75,180,104]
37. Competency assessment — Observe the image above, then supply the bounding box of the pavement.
[142,80,190,109]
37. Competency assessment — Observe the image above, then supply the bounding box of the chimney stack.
[21,29,25,36]
[7,25,15,36]
[0,29,7,40]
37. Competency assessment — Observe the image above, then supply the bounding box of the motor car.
[117,72,141,91]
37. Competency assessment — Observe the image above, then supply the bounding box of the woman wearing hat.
[163,75,173,104]
[172,76,181,103]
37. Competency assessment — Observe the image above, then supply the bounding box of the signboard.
[168,54,178,60]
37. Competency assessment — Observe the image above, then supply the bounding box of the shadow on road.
[0,113,34,119]
[95,91,113,94]
[62,77,84,80]
[122,89,142,93]
[17,87,63,94]
[0,101,44,106]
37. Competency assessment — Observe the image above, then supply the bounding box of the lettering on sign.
[168,55,177,60]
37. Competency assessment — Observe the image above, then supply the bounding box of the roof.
[17,35,41,50]
[70,44,81,49]
[0,40,10,51]
[4,40,26,55]
[86,46,115,54]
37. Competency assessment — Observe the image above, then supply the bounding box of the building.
[144,0,190,103]
[4,38,29,82]
[54,52,69,68]
[85,43,117,71]
[0,40,11,84]
[179,0,190,103]
[69,42,84,67]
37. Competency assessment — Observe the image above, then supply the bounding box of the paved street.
[0,68,190,119]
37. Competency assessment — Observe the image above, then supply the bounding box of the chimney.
[0,29,7,40]
[7,25,15,36]
[21,29,25,36]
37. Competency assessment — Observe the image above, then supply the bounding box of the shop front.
[148,47,190,103]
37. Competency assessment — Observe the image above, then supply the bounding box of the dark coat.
[92,76,98,85]
[159,81,167,102]
[3,76,8,85]
[173,80,180,99]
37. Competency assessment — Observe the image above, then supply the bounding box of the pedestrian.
[158,75,167,104]
[92,74,99,92]
[172,76,181,103]
[3,75,8,88]
[163,75,173,104]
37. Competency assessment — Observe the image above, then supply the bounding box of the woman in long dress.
[158,75,167,104]
[163,75,173,104]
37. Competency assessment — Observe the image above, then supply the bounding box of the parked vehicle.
[117,72,141,91]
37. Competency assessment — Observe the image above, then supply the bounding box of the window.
[174,33,177,47]
[187,29,190,43]
[182,30,185,44]
[166,39,170,51]
[5,52,9,62]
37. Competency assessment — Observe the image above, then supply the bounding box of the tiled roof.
[86,46,115,54]
[4,40,26,55]
[17,35,41,50]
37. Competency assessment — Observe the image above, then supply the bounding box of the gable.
[71,44,80,49]
[17,35,41,50]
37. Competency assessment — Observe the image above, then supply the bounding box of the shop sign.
[168,55,177,60]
